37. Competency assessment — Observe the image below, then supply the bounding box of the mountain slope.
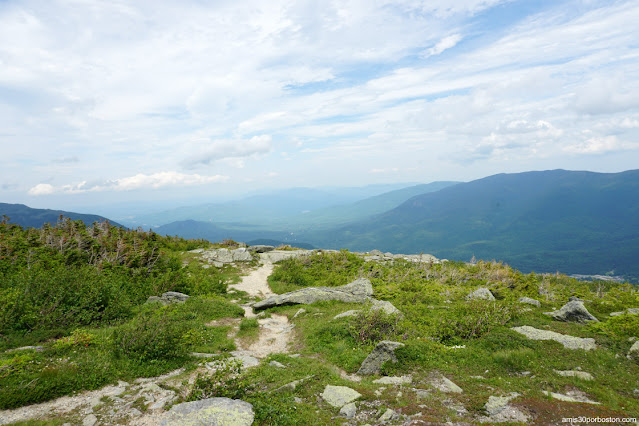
[0,203,123,229]
[307,169,639,279]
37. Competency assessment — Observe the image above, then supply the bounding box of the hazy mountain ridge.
[0,203,124,229]
[307,169,639,280]
[122,183,423,228]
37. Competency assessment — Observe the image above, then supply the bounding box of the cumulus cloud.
[28,172,228,195]
[182,135,273,168]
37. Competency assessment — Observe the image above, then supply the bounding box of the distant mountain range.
[305,169,639,280]
[121,183,428,228]
[3,169,638,281]
[0,203,123,229]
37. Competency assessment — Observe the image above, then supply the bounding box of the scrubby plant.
[188,359,253,400]
[52,329,97,351]
[434,301,517,344]
[112,306,191,361]
[348,307,401,345]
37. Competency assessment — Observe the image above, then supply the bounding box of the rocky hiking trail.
[0,256,294,426]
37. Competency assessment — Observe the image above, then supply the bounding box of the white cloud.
[182,135,273,168]
[28,172,229,195]
[423,34,463,57]
[563,136,636,155]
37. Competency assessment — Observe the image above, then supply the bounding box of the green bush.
[188,359,253,400]
[348,307,401,345]
[112,307,190,361]
[589,313,639,339]
[434,301,516,344]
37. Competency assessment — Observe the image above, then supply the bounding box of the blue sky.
[1,0,638,212]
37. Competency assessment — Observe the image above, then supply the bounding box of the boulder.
[248,245,275,253]
[357,340,405,375]
[160,397,254,425]
[146,291,190,305]
[545,301,599,323]
[259,250,313,263]
[373,375,412,385]
[518,297,541,307]
[321,385,361,408]
[484,392,519,416]
[428,373,463,394]
[254,278,374,310]
[379,408,400,422]
[628,340,639,360]
[542,391,600,405]
[339,402,357,418]
[610,308,639,317]
[371,299,402,316]
[481,393,529,423]
[511,326,596,350]
[466,288,495,301]
[554,370,593,380]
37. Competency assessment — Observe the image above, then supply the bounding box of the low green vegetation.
[0,218,244,410]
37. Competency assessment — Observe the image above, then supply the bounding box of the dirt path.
[229,262,275,299]
[231,262,293,358]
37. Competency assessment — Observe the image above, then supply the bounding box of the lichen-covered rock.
[357,340,405,375]
[159,397,254,425]
[545,301,599,323]
[339,402,357,418]
[146,291,190,305]
[373,375,412,385]
[554,370,593,380]
[511,326,596,350]
[518,297,541,307]
[484,393,519,416]
[610,308,639,317]
[370,299,402,316]
[248,245,275,253]
[466,288,495,301]
[379,408,400,422]
[320,385,361,408]
[254,278,374,310]
[628,340,639,360]
[428,373,463,393]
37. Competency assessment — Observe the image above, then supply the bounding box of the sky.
[1,0,638,212]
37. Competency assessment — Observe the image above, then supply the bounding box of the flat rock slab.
[357,340,405,375]
[321,385,362,408]
[160,397,254,425]
[511,326,597,350]
[467,287,495,301]
[373,375,412,385]
[258,250,313,264]
[485,393,519,416]
[543,391,600,405]
[518,297,541,307]
[254,278,374,310]
[545,301,599,323]
[428,373,463,394]
[610,308,639,317]
[554,370,594,380]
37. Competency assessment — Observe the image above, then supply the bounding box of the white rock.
[373,375,412,385]
[321,385,362,408]
[339,402,357,418]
